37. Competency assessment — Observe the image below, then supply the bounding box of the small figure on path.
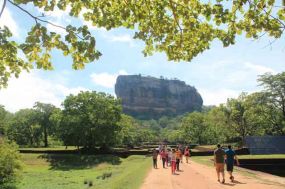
[214,144,226,183]
[171,148,177,175]
[184,146,191,163]
[225,145,240,182]
[160,149,167,168]
[175,147,182,171]
[158,143,163,153]
[167,148,172,166]
[178,144,184,163]
[152,148,159,169]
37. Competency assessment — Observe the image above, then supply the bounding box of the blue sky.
[0,1,284,112]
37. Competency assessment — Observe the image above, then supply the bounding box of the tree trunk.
[44,126,48,147]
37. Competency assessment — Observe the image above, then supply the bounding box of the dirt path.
[140,158,285,189]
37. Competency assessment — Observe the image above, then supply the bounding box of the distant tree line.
[0,91,157,149]
[0,72,284,150]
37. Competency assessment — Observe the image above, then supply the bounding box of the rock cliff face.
[115,75,203,119]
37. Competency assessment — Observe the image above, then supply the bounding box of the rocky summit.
[115,75,203,119]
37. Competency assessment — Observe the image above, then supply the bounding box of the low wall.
[239,158,285,177]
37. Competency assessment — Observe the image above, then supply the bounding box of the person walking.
[175,147,182,171]
[179,144,184,163]
[184,146,191,163]
[152,148,159,169]
[165,148,169,167]
[160,149,167,168]
[171,148,176,175]
[214,144,226,183]
[225,145,240,182]
[167,148,172,166]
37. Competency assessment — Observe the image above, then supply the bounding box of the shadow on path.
[232,180,246,184]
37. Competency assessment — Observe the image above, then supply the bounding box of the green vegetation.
[0,72,285,187]
[59,91,122,149]
[1,0,285,87]
[19,146,77,151]
[238,154,285,159]
[17,154,151,189]
[191,154,285,166]
[0,139,22,188]
[1,72,285,149]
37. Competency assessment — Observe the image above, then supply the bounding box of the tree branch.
[7,0,84,40]
[8,0,66,30]
[169,0,183,46]
[0,0,7,19]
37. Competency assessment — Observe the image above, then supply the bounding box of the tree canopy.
[60,91,122,149]
[0,0,285,87]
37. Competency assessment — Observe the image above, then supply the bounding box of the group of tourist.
[152,144,191,175]
[152,143,240,183]
[214,144,240,183]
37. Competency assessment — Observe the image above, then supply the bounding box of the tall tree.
[223,93,269,145]
[8,109,42,146]
[117,114,139,147]
[181,112,206,144]
[204,106,230,144]
[0,0,285,87]
[258,72,285,135]
[0,105,8,136]
[60,91,122,149]
[33,102,57,147]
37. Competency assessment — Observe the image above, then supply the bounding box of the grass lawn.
[17,153,151,189]
[238,154,285,159]
[191,154,285,166]
[19,146,78,151]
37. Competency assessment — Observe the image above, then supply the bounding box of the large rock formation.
[115,75,203,119]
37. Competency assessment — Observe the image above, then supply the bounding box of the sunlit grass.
[17,154,151,189]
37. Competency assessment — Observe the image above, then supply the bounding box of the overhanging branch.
[0,0,7,19]
[7,0,84,40]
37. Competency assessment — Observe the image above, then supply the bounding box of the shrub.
[0,138,22,187]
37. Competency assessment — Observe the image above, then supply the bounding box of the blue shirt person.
[225,145,240,182]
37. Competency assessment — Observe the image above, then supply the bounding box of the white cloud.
[90,70,128,88]
[103,33,137,47]
[0,7,19,37]
[0,71,89,112]
[108,34,133,43]
[199,88,241,106]
[244,62,276,75]
[194,61,276,105]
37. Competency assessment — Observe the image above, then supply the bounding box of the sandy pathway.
[140,158,285,189]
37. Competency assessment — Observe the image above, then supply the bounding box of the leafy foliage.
[0,139,22,187]
[181,112,206,144]
[117,115,156,147]
[1,0,285,87]
[258,72,285,135]
[33,102,58,147]
[7,109,42,146]
[0,105,10,136]
[60,91,122,149]
[1,72,285,148]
